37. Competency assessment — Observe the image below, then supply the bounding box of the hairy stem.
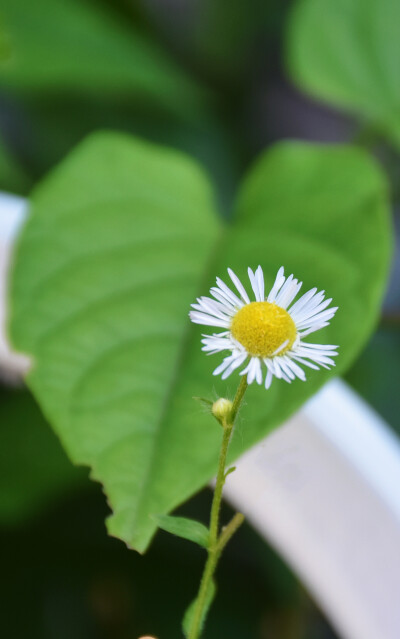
[188,377,248,639]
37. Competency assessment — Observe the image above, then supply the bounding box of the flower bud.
[211,398,233,424]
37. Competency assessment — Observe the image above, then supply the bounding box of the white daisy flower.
[189,266,338,389]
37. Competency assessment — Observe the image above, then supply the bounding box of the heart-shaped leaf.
[10,133,391,552]
[286,0,400,147]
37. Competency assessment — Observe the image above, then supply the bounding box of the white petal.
[291,354,320,370]
[210,287,238,310]
[282,356,306,381]
[199,296,234,315]
[277,357,296,380]
[292,291,325,322]
[298,298,332,323]
[304,306,338,326]
[240,357,258,384]
[298,322,330,337]
[189,311,230,328]
[297,352,336,367]
[241,357,263,385]
[274,274,298,307]
[254,358,263,385]
[216,277,244,308]
[213,353,237,376]
[272,339,289,356]
[192,298,233,321]
[288,287,318,319]
[227,268,250,303]
[248,267,262,302]
[270,358,291,383]
[221,352,248,380]
[263,358,275,374]
[201,335,233,353]
[294,347,337,369]
[277,279,302,309]
[296,344,337,357]
[299,342,338,350]
[255,265,265,301]
[247,358,258,384]
[269,358,283,379]
[264,367,273,389]
[267,266,285,302]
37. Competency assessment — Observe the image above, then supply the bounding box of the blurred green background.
[0,0,399,637]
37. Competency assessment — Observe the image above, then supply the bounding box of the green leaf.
[182,580,216,638]
[10,133,392,552]
[0,0,208,121]
[224,466,236,479]
[0,386,87,523]
[286,0,400,147]
[152,514,209,548]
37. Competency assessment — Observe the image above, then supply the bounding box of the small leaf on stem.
[152,514,209,548]
[224,466,236,480]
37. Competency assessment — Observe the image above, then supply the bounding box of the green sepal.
[192,396,214,407]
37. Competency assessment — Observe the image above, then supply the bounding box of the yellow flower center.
[231,302,297,358]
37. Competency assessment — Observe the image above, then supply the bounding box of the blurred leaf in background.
[287,0,400,149]
[285,0,400,446]
[0,0,209,119]
[0,0,244,208]
[9,94,240,214]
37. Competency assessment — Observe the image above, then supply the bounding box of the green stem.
[230,376,248,423]
[188,377,248,639]
[208,423,233,547]
[217,512,245,553]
